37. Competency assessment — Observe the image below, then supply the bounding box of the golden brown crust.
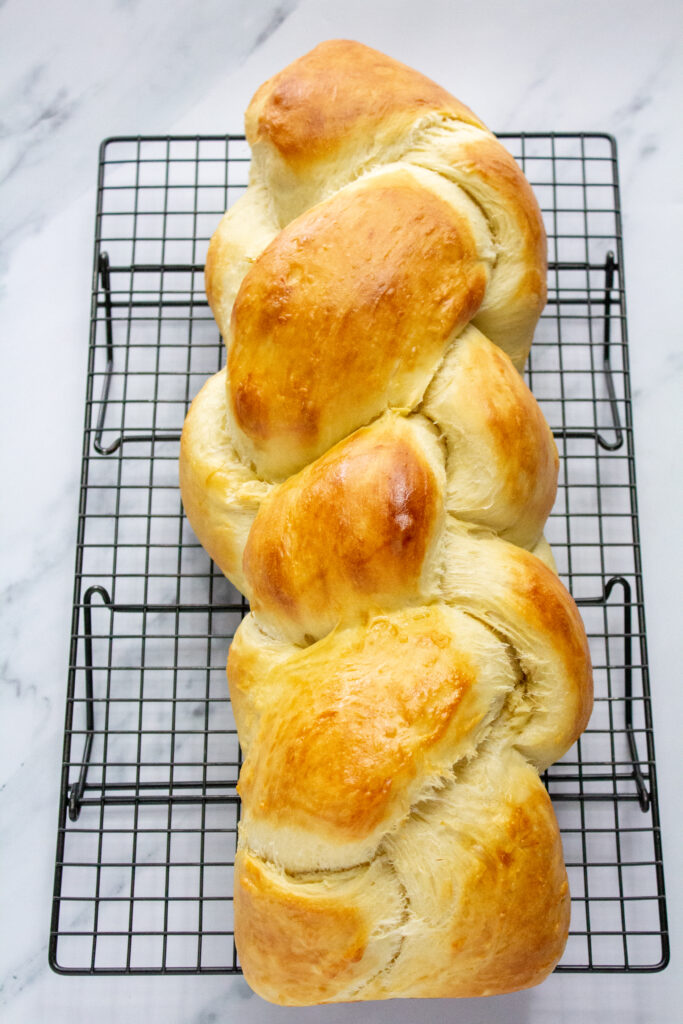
[421,326,558,548]
[404,126,547,368]
[177,40,594,1005]
[465,134,547,287]
[228,168,488,480]
[234,746,569,1005]
[242,414,444,642]
[230,605,518,873]
[178,369,270,591]
[443,768,570,997]
[465,134,547,360]
[246,39,486,169]
[236,609,477,843]
[374,747,570,999]
[234,850,405,1006]
[442,519,593,766]
[510,548,594,748]
[204,184,279,336]
[235,853,368,998]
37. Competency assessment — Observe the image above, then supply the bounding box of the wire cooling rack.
[50,133,668,975]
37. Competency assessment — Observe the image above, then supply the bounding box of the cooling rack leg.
[612,576,650,812]
[93,253,121,455]
[600,250,624,451]
[578,577,650,812]
[68,585,112,820]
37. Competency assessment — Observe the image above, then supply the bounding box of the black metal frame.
[50,133,668,975]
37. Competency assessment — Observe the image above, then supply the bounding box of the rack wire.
[50,133,668,975]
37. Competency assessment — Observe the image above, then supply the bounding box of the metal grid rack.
[50,133,668,975]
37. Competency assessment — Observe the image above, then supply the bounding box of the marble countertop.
[1,1,681,1021]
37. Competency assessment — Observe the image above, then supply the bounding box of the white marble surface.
[1,0,681,1021]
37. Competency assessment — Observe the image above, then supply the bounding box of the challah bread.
[179,40,593,1004]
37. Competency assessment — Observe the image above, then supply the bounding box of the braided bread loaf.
[179,40,593,1004]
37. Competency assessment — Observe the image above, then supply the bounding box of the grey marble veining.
[0,0,300,277]
[1,1,682,1021]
